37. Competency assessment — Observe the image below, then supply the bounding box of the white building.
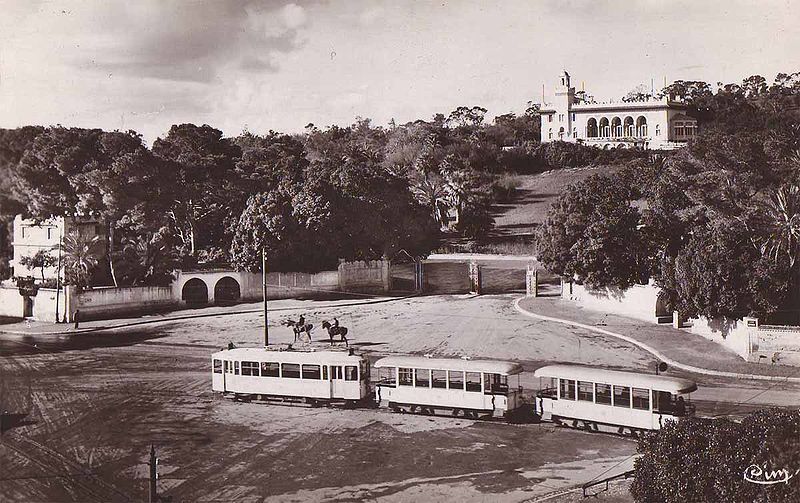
[540,71,698,150]
[11,214,106,281]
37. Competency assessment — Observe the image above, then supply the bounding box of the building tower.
[553,70,576,141]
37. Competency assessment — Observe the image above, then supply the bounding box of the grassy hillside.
[492,165,622,236]
[468,165,622,255]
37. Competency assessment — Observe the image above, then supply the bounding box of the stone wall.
[264,270,340,299]
[69,286,176,321]
[0,285,67,322]
[561,280,662,323]
[338,260,390,293]
[689,316,753,360]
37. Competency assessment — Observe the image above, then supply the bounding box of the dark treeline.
[536,71,800,322]
[0,105,549,285]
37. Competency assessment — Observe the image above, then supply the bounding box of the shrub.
[632,409,800,502]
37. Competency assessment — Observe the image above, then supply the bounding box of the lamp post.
[262,250,269,347]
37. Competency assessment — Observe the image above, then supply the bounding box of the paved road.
[2,293,797,501]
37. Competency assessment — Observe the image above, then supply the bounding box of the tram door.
[330,365,347,398]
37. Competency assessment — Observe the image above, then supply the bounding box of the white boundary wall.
[561,280,661,323]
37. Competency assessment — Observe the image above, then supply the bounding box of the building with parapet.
[11,214,106,281]
[539,71,698,150]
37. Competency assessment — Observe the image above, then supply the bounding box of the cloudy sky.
[1,0,797,143]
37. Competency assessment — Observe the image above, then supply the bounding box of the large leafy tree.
[12,127,177,286]
[536,170,650,289]
[152,124,241,257]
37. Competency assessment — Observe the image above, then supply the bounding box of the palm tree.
[62,231,102,291]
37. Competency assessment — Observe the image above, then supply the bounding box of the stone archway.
[214,276,241,305]
[182,278,209,306]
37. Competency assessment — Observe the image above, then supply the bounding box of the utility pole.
[55,223,63,323]
[262,250,269,347]
[148,444,158,503]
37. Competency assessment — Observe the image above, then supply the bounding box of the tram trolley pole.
[148,444,158,503]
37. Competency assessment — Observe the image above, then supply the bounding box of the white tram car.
[534,365,697,433]
[211,348,370,405]
[373,356,525,420]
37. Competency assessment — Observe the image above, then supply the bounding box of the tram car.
[373,356,525,420]
[533,364,697,433]
[211,347,370,406]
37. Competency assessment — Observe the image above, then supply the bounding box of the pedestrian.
[73,309,80,329]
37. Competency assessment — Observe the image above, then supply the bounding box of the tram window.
[431,370,447,388]
[613,385,631,408]
[213,359,222,374]
[632,388,650,410]
[448,371,464,390]
[282,363,301,378]
[559,379,576,400]
[577,381,593,401]
[234,361,240,375]
[415,369,430,387]
[399,368,413,386]
[595,383,612,405]
[322,365,328,380]
[345,365,358,381]
[241,361,259,376]
[332,366,344,380]
[380,367,396,385]
[261,362,280,377]
[484,374,508,393]
[465,372,481,392]
[302,364,321,380]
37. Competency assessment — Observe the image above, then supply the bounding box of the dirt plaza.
[2,294,798,501]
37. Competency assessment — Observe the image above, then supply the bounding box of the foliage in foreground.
[632,408,800,503]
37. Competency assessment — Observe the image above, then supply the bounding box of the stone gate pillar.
[469,261,481,295]
[526,265,538,297]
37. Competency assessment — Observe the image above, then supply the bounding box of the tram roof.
[533,365,697,394]
[211,347,362,364]
[373,356,523,375]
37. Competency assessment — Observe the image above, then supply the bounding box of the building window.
[655,124,660,136]
[573,127,577,138]
[571,112,576,121]
[548,128,553,140]
[558,114,563,122]
[21,226,27,239]
[548,115,553,123]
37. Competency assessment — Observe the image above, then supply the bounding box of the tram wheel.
[452,408,460,417]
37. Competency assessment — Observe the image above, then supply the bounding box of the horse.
[321,320,348,347]
[282,319,314,343]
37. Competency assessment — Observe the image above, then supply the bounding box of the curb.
[0,294,419,337]
[513,297,800,383]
